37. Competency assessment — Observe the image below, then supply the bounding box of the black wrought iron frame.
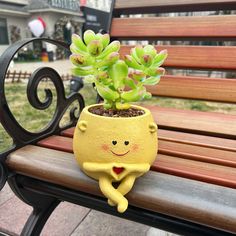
[0,38,85,190]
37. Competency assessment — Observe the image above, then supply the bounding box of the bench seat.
[6,145,236,234]
[6,106,236,234]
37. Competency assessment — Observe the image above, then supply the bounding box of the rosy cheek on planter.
[132,144,139,152]
[101,144,109,152]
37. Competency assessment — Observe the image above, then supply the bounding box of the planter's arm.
[0,38,85,190]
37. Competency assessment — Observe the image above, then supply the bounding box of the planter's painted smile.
[111,150,130,156]
[110,140,130,156]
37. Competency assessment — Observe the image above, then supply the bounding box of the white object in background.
[28,17,46,37]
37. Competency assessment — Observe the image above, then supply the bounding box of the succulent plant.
[70,30,168,110]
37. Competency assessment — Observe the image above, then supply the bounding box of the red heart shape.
[113,167,124,175]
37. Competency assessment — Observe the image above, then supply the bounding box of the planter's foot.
[117,198,128,213]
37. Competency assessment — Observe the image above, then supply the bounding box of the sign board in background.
[81,6,112,33]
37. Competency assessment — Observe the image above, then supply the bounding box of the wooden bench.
[1,1,236,235]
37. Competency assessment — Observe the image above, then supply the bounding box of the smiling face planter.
[73,104,157,213]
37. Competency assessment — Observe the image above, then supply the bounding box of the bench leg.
[8,175,60,236]
[21,199,60,236]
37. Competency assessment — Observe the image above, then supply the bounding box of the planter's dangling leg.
[8,175,60,236]
[99,176,128,213]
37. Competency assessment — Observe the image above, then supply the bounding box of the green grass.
[0,82,236,152]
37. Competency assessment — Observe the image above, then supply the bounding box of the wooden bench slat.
[146,106,236,138]
[61,127,236,152]
[114,0,236,14]
[38,135,73,153]
[120,45,236,70]
[39,135,236,168]
[111,16,236,40]
[146,75,236,103]
[158,129,236,152]
[158,141,236,168]
[38,135,236,187]
[6,145,236,233]
[154,154,236,188]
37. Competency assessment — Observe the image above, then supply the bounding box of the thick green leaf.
[124,77,137,89]
[95,82,119,102]
[142,76,160,85]
[115,102,130,110]
[108,60,128,89]
[121,85,145,102]
[72,67,94,77]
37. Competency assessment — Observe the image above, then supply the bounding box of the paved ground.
[0,183,178,236]
[1,60,178,236]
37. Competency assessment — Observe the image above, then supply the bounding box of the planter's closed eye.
[124,141,129,145]
[112,141,117,145]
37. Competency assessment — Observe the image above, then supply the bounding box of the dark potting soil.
[89,106,145,117]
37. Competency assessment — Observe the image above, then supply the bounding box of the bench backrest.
[110,0,236,103]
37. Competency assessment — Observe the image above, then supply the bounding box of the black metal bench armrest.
[0,38,85,190]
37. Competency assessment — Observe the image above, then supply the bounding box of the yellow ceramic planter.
[73,104,157,213]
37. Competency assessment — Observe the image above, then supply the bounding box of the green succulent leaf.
[146,67,165,77]
[96,41,120,60]
[143,45,157,58]
[87,40,103,56]
[152,50,168,67]
[95,81,120,101]
[130,48,141,64]
[135,45,144,58]
[72,67,94,77]
[70,54,94,67]
[84,30,96,45]
[97,52,119,68]
[143,92,152,99]
[115,102,131,110]
[129,69,146,81]
[108,60,128,90]
[124,77,137,89]
[103,100,113,109]
[121,85,146,102]
[142,76,160,85]
[124,55,142,70]
[140,54,153,67]
[71,34,87,52]
[70,44,88,56]
[100,34,110,48]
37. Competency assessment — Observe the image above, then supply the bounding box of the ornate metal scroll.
[0,38,85,189]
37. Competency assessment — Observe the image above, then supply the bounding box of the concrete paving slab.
[0,184,14,206]
[0,195,32,236]
[0,192,91,236]
[41,203,90,236]
[71,210,150,236]
[146,227,179,236]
